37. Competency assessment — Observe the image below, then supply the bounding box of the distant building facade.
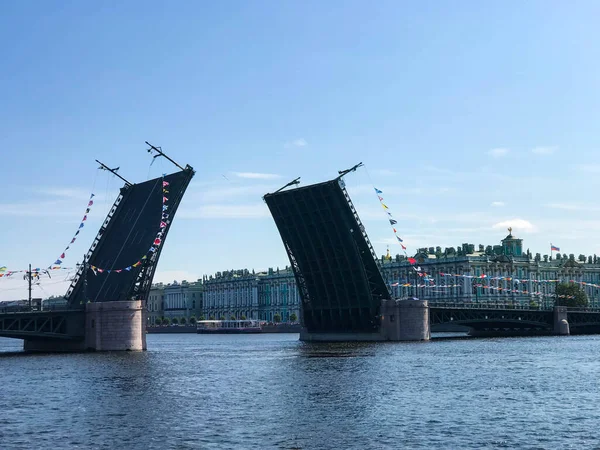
[202,267,300,322]
[147,280,203,324]
[144,231,600,325]
[379,230,600,307]
[148,283,165,325]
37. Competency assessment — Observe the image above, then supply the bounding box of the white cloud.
[491,201,505,207]
[231,172,282,180]
[284,138,308,148]
[179,204,270,219]
[488,148,509,158]
[532,146,557,155]
[492,218,536,233]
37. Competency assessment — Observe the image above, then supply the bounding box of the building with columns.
[202,267,300,322]
[148,283,165,325]
[147,230,600,326]
[379,230,600,307]
[147,280,203,324]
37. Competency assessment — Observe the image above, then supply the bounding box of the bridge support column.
[553,306,570,336]
[381,299,430,341]
[85,301,147,351]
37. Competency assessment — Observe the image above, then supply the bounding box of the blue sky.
[2,1,600,300]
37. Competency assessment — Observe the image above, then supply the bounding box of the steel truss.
[0,311,84,340]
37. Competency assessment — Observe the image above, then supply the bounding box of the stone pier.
[381,299,430,341]
[85,300,147,351]
[299,298,431,342]
[23,300,147,352]
[553,306,570,336]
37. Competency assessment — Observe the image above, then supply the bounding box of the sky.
[2,1,600,300]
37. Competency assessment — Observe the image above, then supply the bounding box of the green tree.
[219,316,226,320]
[240,315,246,320]
[290,313,297,322]
[162,317,170,326]
[230,315,236,320]
[172,317,179,325]
[180,317,187,325]
[189,316,197,324]
[273,314,281,323]
[200,315,206,321]
[556,282,588,307]
[155,318,162,326]
[209,315,215,320]
[529,299,539,309]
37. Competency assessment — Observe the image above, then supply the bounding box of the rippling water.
[1,333,600,449]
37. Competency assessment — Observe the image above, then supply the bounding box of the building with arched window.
[202,267,300,322]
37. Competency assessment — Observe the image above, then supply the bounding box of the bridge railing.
[424,297,600,312]
[0,304,76,314]
[564,307,600,313]
[426,296,554,311]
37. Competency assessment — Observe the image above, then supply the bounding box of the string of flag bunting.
[373,187,417,264]
[0,193,94,279]
[388,281,576,299]
[439,273,600,288]
[0,266,73,279]
[50,193,95,268]
[89,178,170,275]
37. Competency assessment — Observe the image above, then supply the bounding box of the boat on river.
[196,319,262,334]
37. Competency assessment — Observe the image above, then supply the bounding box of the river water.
[1,333,599,449]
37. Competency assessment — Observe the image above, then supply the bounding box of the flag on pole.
[551,244,560,252]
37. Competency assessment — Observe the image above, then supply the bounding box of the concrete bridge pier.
[381,299,430,341]
[554,306,570,336]
[85,300,147,351]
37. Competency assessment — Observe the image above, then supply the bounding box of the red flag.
[163,181,169,187]
[408,257,417,265]
[401,244,407,250]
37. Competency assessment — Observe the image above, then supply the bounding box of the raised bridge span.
[0,148,194,351]
[264,167,599,341]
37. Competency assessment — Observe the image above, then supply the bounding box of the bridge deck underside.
[0,311,85,340]
[566,311,600,334]
[264,180,389,334]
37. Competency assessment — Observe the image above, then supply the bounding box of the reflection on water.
[1,333,600,449]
